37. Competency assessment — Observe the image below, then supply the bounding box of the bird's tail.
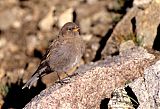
[22,72,39,89]
[22,61,52,89]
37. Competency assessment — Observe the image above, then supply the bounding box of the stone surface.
[136,1,160,47]
[119,40,136,52]
[129,60,160,109]
[79,18,91,34]
[58,8,74,28]
[101,7,139,57]
[26,35,39,56]
[23,47,155,109]
[133,0,152,6]
[91,10,112,36]
[38,7,57,31]
[0,6,23,30]
[81,34,93,42]
[102,0,160,57]
[108,87,134,109]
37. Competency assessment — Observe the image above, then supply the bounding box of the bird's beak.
[73,27,80,32]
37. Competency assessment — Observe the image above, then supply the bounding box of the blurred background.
[1,0,158,108]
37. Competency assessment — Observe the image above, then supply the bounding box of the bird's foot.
[64,72,76,78]
[55,79,70,85]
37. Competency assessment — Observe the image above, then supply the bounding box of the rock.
[91,10,112,36]
[84,36,100,63]
[6,70,19,84]
[0,68,5,80]
[38,7,57,31]
[102,7,139,57]
[23,47,155,109]
[133,0,152,7]
[0,37,6,48]
[0,40,19,54]
[87,0,98,4]
[58,8,74,28]
[81,34,93,42]
[7,42,19,53]
[155,0,160,3]
[102,0,160,58]
[136,1,160,47]
[76,3,106,20]
[0,7,23,30]
[0,8,17,30]
[91,10,111,23]
[78,8,112,36]
[0,0,18,5]
[119,40,136,52]
[91,41,99,51]
[79,18,91,34]
[108,87,134,109]
[26,35,39,56]
[129,60,160,109]
[91,23,108,36]
[12,20,21,29]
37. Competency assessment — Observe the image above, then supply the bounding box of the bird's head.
[59,22,80,37]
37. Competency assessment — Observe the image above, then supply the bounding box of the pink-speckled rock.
[23,47,155,109]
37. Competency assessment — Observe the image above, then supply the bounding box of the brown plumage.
[22,22,85,89]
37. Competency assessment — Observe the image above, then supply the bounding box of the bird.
[22,22,85,89]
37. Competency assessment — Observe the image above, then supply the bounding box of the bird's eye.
[68,28,72,31]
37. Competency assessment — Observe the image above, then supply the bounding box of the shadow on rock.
[100,98,110,109]
[2,79,46,109]
[153,24,160,51]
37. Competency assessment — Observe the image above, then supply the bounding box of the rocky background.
[0,0,160,109]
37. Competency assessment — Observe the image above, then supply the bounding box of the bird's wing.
[45,37,78,71]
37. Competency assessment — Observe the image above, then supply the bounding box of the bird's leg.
[56,72,61,80]
[55,72,63,85]
[56,72,68,85]
[64,72,73,78]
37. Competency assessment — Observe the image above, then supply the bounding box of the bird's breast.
[48,37,84,73]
